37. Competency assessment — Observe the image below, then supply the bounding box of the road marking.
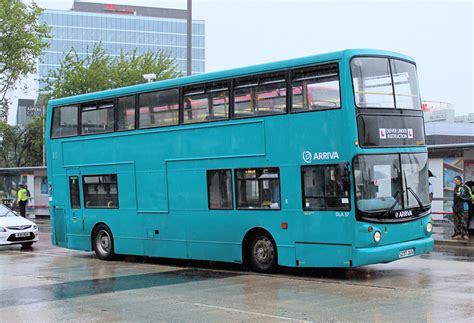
[190,302,311,322]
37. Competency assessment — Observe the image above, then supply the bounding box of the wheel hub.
[253,238,273,265]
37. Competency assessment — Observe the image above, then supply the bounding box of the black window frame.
[82,174,119,209]
[206,169,234,210]
[50,105,79,139]
[290,62,342,114]
[300,163,351,211]
[234,167,281,211]
[80,100,115,136]
[350,55,422,111]
[69,176,81,209]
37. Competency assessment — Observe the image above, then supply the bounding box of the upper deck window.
[351,57,421,110]
[117,95,136,131]
[292,63,341,112]
[81,102,114,135]
[51,105,78,138]
[183,82,229,124]
[139,88,179,128]
[234,74,287,118]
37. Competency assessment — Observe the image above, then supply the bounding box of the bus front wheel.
[93,224,115,260]
[249,233,277,273]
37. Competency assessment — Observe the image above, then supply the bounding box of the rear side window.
[83,174,118,208]
[183,83,229,124]
[51,105,78,138]
[69,176,80,209]
[292,63,341,112]
[139,89,179,128]
[207,169,233,209]
[301,163,350,211]
[234,74,287,118]
[117,95,136,131]
[81,102,114,135]
[235,168,281,210]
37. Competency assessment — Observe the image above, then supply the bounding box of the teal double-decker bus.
[45,49,433,273]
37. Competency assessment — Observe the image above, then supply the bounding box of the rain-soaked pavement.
[0,220,473,322]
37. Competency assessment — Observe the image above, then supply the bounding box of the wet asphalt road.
[0,220,473,322]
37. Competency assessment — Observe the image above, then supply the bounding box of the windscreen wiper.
[383,190,402,218]
[406,187,428,212]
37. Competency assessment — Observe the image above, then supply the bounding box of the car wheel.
[249,233,277,273]
[93,224,115,260]
[21,242,34,248]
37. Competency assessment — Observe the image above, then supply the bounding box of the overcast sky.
[32,0,473,115]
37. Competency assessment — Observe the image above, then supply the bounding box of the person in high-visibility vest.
[17,184,29,217]
[452,176,471,240]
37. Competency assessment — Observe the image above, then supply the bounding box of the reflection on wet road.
[0,220,473,322]
[0,269,240,309]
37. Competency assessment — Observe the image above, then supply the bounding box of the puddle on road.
[0,269,240,308]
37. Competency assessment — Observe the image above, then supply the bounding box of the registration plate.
[399,248,415,258]
[15,232,30,238]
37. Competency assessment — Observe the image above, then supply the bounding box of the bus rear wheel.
[249,233,277,273]
[93,224,115,260]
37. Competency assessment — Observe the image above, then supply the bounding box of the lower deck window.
[207,169,233,209]
[302,164,350,211]
[235,168,280,210]
[83,174,118,208]
[69,176,80,209]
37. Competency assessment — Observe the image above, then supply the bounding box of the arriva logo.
[302,151,340,163]
[302,151,313,163]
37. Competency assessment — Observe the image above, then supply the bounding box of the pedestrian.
[17,184,29,218]
[452,176,471,240]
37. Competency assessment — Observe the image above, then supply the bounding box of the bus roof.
[48,48,414,108]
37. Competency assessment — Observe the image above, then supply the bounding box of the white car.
[0,204,39,248]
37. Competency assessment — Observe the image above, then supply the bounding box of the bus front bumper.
[351,236,434,267]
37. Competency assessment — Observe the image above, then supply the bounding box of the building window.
[183,82,229,124]
[69,176,80,209]
[207,169,233,209]
[139,88,179,128]
[83,174,118,208]
[117,95,136,131]
[301,163,350,211]
[234,73,287,118]
[235,168,280,210]
[51,105,78,138]
[41,177,48,195]
[292,63,341,112]
[81,102,114,135]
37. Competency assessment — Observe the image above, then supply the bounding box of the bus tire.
[248,233,277,273]
[92,224,115,261]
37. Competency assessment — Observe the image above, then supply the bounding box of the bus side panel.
[295,243,352,267]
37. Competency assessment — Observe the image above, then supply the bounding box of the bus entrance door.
[67,170,84,239]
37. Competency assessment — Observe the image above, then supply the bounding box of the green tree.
[42,44,182,99]
[0,0,50,120]
[0,117,44,167]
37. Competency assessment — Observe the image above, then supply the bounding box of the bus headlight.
[426,223,433,233]
[374,231,382,242]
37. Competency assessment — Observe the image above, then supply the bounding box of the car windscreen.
[0,204,15,216]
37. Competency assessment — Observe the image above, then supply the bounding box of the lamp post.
[187,0,192,76]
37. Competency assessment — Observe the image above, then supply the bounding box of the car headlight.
[426,223,433,233]
[374,231,382,242]
[33,225,38,230]
[0,227,6,232]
